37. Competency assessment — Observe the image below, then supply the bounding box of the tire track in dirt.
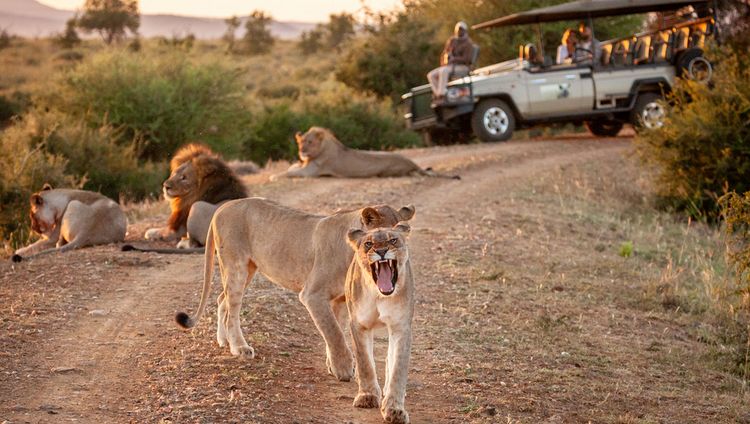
[2,138,629,423]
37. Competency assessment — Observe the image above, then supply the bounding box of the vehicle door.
[524,65,595,118]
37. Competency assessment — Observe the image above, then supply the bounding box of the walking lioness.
[175,198,415,381]
[346,224,415,424]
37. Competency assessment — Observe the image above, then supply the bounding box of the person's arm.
[440,39,452,66]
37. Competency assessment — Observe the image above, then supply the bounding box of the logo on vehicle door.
[540,83,570,100]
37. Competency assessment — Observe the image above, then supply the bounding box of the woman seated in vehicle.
[556,29,579,64]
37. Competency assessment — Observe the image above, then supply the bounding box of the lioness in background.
[346,224,415,424]
[270,127,459,180]
[175,197,415,382]
[12,185,127,262]
[144,144,247,248]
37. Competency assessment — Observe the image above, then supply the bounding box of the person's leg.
[427,67,441,95]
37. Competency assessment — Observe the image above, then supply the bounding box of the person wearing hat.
[427,21,474,98]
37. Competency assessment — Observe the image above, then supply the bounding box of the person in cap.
[427,21,474,98]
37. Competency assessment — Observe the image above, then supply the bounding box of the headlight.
[446,86,471,102]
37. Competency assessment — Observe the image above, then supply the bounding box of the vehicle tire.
[585,120,624,137]
[471,99,515,142]
[675,48,711,82]
[631,92,665,130]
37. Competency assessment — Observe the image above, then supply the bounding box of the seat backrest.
[689,23,707,48]
[612,40,630,66]
[600,43,612,66]
[673,27,689,52]
[470,44,480,69]
[652,31,670,62]
[633,36,650,63]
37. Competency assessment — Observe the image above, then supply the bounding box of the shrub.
[48,49,250,161]
[242,10,274,55]
[242,80,421,163]
[634,48,750,220]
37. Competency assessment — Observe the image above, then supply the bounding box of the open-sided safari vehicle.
[401,0,719,143]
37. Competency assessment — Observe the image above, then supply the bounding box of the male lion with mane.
[175,197,415,382]
[144,144,247,248]
[270,127,459,180]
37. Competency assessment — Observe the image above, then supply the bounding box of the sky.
[36,0,404,22]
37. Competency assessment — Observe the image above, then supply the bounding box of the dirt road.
[1,137,747,423]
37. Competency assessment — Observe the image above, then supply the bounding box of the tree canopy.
[77,0,140,44]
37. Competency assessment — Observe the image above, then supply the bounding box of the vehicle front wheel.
[631,92,666,130]
[471,99,515,142]
[585,120,624,137]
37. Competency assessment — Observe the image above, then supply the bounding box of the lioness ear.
[294,131,303,144]
[42,183,53,191]
[31,193,43,206]
[394,223,411,235]
[360,207,381,227]
[347,228,366,248]
[397,205,415,221]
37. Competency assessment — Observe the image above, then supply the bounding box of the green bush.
[48,49,250,161]
[634,48,750,220]
[242,80,421,163]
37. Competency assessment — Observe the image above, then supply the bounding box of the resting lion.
[175,197,415,382]
[12,185,127,262]
[346,224,415,424]
[270,127,459,180]
[144,144,248,248]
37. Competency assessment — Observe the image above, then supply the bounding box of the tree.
[242,10,274,55]
[326,13,355,48]
[335,11,440,100]
[56,16,81,48]
[223,16,241,53]
[298,25,325,55]
[77,0,140,45]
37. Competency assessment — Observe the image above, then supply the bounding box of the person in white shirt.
[556,29,579,64]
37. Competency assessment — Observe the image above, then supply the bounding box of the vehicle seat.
[673,27,689,52]
[689,23,707,48]
[651,31,670,62]
[612,40,631,66]
[449,43,480,80]
[633,36,651,65]
[600,43,613,66]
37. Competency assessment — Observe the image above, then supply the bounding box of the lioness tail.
[420,167,461,180]
[175,224,216,329]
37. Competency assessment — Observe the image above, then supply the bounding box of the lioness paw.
[144,228,162,240]
[382,406,409,424]
[327,356,354,382]
[231,345,255,359]
[353,393,380,409]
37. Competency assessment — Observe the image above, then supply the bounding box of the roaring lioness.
[270,127,459,180]
[176,198,415,381]
[145,144,247,248]
[346,224,415,424]
[12,185,127,262]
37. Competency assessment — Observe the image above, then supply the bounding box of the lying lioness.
[12,185,127,262]
[175,197,415,381]
[270,127,459,180]
[346,224,415,424]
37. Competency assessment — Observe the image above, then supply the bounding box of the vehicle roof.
[472,0,710,29]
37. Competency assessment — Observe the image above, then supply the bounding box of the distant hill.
[0,0,316,39]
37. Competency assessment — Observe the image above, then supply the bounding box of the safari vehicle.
[401,0,718,142]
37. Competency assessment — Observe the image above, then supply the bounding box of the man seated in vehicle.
[427,21,475,98]
[556,29,579,64]
[575,22,600,64]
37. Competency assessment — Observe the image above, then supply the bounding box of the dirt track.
[1,137,748,423]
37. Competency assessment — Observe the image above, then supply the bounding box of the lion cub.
[346,223,414,424]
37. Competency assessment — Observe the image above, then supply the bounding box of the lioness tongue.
[377,264,394,293]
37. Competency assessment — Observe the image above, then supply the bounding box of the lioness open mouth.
[370,259,398,295]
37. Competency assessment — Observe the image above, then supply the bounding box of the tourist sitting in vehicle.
[427,21,475,98]
[575,22,601,64]
[556,29,579,64]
